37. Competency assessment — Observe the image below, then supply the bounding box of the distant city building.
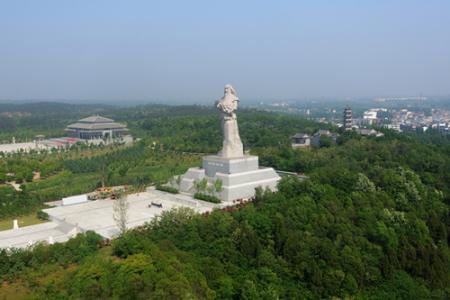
[363,111,378,125]
[385,124,401,132]
[65,115,129,140]
[291,133,311,148]
[374,96,427,102]
[343,107,352,130]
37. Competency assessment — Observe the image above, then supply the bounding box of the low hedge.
[37,210,50,221]
[194,193,221,203]
[156,185,178,194]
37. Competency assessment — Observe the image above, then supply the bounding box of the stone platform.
[202,155,258,176]
[177,155,280,202]
[0,189,218,249]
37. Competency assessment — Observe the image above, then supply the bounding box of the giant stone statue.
[171,84,280,202]
[216,84,244,158]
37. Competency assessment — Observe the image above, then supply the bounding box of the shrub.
[37,210,50,221]
[194,193,221,203]
[112,231,155,258]
[156,185,178,194]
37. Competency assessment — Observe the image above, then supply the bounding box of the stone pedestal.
[202,155,258,177]
[176,155,280,202]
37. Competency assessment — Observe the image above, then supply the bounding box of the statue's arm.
[217,101,234,114]
[233,98,239,110]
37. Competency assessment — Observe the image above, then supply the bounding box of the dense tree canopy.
[0,104,449,298]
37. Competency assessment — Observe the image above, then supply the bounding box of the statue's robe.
[217,95,243,158]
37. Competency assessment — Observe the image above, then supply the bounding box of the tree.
[213,179,223,196]
[319,136,333,148]
[354,173,376,193]
[176,175,182,188]
[100,161,107,188]
[207,184,215,196]
[113,193,129,235]
[194,178,208,194]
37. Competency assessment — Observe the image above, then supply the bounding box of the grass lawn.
[0,282,30,300]
[0,212,48,231]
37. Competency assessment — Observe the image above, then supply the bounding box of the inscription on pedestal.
[207,162,224,167]
[203,155,259,177]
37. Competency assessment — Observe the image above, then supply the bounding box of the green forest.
[0,103,449,299]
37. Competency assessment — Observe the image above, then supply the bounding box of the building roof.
[78,115,115,123]
[66,115,128,131]
[358,128,375,135]
[292,133,310,139]
[357,128,384,137]
[66,123,128,131]
[315,129,331,136]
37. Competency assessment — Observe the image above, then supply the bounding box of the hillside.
[0,106,449,299]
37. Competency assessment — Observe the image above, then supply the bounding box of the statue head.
[224,84,237,96]
[217,84,239,114]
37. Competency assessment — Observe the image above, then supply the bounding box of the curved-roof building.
[65,115,128,140]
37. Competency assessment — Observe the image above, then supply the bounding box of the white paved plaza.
[0,142,41,154]
[0,222,73,249]
[0,188,219,249]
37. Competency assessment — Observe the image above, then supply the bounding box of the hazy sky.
[1,1,449,103]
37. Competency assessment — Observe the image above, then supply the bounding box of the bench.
[149,202,163,208]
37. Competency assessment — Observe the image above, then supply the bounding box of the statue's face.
[224,86,230,94]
